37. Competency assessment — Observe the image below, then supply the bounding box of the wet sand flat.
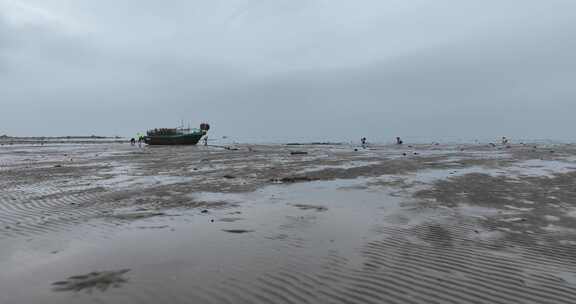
[1,142,576,303]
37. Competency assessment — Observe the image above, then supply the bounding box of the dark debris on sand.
[290,151,309,155]
[292,204,328,212]
[105,211,165,221]
[222,229,254,234]
[52,269,130,293]
[271,176,314,183]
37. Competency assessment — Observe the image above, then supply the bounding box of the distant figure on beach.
[502,137,509,145]
[130,138,136,146]
[361,137,367,148]
[203,136,208,146]
[396,137,403,145]
[137,133,145,148]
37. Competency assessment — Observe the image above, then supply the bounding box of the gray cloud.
[0,13,15,62]
[1,1,576,142]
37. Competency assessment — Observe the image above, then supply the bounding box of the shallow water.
[0,180,409,303]
[2,177,575,304]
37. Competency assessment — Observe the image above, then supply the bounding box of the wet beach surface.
[1,142,576,303]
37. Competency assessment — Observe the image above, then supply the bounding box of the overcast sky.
[1,0,575,142]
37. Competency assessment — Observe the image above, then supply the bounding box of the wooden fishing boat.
[144,123,209,146]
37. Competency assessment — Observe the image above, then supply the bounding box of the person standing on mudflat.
[361,137,368,147]
[137,133,145,148]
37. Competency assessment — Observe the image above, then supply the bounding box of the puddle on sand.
[92,163,194,190]
[295,161,382,174]
[0,179,410,304]
[509,159,576,177]
[402,158,576,185]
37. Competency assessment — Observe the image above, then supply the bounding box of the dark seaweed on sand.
[52,269,130,293]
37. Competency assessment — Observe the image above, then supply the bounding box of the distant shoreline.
[0,135,122,140]
[0,135,127,145]
[0,135,572,146]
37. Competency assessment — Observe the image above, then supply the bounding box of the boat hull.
[145,133,204,145]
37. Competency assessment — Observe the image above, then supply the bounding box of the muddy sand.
[1,142,576,303]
